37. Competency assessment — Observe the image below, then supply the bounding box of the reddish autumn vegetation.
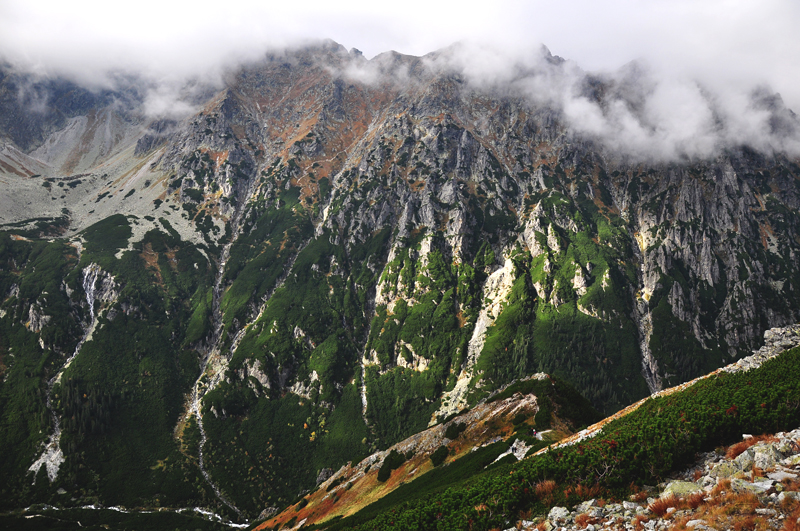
[726,434,779,459]
[648,495,680,517]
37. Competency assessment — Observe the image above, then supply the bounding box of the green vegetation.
[377,449,407,482]
[2,111,800,530]
[315,441,515,531]
[486,376,601,431]
[472,223,648,414]
[80,214,132,260]
[365,247,481,447]
[429,445,449,467]
[0,234,82,496]
[320,346,800,530]
[0,216,70,238]
[219,184,315,334]
[0,222,217,514]
[444,422,466,440]
[307,375,597,531]
[199,225,393,513]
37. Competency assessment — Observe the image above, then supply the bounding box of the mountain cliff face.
[1,41,800,521]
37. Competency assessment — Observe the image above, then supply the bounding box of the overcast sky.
[1,0,799,158]
[1,0,798,100]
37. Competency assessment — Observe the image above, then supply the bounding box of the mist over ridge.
[3,37,799,163]
[2,0,799,161]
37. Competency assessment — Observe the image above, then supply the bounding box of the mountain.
[1,40,800,524]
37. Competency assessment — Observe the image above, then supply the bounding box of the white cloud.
[1,0,798,158]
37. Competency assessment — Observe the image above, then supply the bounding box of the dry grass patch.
[781,503,800,531]
[783,477,800,492]
[709,491,760,517]
[710,478,732,497]
[574,513,599,527]
[652,481,778,531]
[629,482,650,503]
[648,495,680,517]
[683,492,706,510]
[726,434,779,459]
[673,490,764,531]
[667,514,692,531]
[564,483,602,500]
[750,465,768,481]
[534,480,556,504]
[732,515,758,531]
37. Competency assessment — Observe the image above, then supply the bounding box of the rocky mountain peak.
[1,40,800,523]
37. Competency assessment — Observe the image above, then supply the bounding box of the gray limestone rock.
[708,465,730,481]
[576,499,601,513]
[623,501,640,511]
[754,445,784,469]
[316,468,333,485]
[26,304,51,333]
[775,439,797,455]
[662,480,703,497]
[258,507,278,519]
[734,449,755,471]
[548,506,571,523]
[731,478,773,494]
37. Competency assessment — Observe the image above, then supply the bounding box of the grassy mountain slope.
[291,336,800,531]
[259,374,600,530]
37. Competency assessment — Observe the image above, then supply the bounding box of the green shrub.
[512,412,529,425]
[444,422,467,440]
[81,214,132,257]
[184,188,204,203]
[377,450,407,482]
[430,446,448,467]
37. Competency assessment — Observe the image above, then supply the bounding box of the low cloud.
[1,0,798,159]
[418,42,800,160]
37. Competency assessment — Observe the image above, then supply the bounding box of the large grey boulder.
[710,461,742,478]
[662,480,703,497]
[754,445,784,470]
[548,506,571,523]
[734,449,755,471]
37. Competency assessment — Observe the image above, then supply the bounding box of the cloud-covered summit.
[1,0,799,160]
